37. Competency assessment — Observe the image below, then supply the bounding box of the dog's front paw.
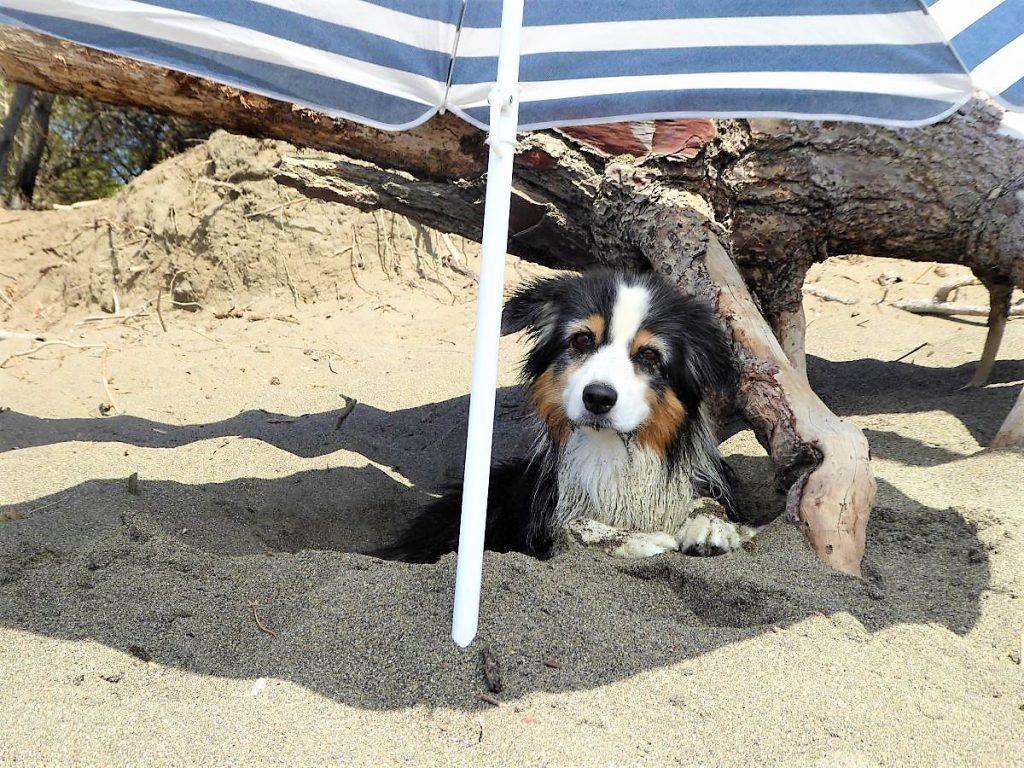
[611,531,679,559]
[675,514,753,557]
[568,519,678,559]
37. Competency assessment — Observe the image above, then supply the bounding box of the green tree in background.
[0,78,210,208]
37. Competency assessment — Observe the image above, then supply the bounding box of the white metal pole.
[450,0,525,648]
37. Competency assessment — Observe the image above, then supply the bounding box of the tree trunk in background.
[0,81,33,190]
[6,89,54,209]
[3,26,1024,570]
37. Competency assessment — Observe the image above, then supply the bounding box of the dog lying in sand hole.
[376,269,762,562]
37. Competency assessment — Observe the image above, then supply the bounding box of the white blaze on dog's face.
[563,283,653,433]
[501,269,734,465]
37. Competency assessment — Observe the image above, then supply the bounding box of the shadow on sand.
[0,372,995,709]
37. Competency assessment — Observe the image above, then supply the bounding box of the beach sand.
[1,134,1021,766]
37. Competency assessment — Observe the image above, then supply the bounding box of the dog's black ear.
[501,277,567,336]
[679,298,737,396]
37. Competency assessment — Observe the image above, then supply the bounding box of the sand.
[1,135,1022,767]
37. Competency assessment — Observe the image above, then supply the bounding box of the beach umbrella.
[2,0,1021,647]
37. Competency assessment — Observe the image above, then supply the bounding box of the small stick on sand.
[335,396,358,430]
[893,342,930,363]
[155,289,168,332]
[0,339,104,368]
[244,197,306,219]
[933,276,978,303]
[100,345,122,415]
[803,285,859,305]
[911,262,936,284]
[249,602,278,639]
[891,300,1024,318]
[479,692,501,707]
[349,225,371,295]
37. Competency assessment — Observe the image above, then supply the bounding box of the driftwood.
[992,387,1024,450]
[4,28,1024,565]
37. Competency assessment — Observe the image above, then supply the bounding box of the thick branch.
[0,26,486,181]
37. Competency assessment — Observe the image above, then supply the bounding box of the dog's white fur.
[563,283,652,432]
[553,280,755,559]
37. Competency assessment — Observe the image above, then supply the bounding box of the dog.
[375,268,757,563]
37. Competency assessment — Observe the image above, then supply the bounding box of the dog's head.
[502,269,734,457]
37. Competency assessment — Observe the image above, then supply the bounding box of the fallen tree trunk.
[4,27,1024,573]
[6,88,53,209]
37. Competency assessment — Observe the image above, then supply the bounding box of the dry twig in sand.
[335,395,358,429]
[441,233,474,278]
[249,602,278,639]
[244,196,306,219]
[349,224,371,295]
[933,276,979,303]
[891,300,1024,318]
[803,285,859,305]
[0,339,104,368]
[155,289,168,332]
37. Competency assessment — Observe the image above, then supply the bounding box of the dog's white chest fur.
[554,427,697,533]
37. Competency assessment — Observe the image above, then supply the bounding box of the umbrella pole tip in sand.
[451,0,525,648]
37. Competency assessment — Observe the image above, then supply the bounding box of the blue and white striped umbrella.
[2,1,1022,130]
[3,0,1021,647]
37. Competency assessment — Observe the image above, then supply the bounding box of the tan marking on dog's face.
[569,314,606,346]
[634,389,687,457]
[630,328,667,358]
[532,368,571,444]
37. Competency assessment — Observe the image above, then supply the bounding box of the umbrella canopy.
[3,0,1022,647]
[3,1,1022,128]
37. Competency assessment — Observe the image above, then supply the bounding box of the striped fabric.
[0,0,1021,132]
[924,0,1024,110]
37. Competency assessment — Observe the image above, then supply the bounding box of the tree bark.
[6,89,54,208]
[0,26,486,182]
[0,81,33,187]
[4,27,1024,572]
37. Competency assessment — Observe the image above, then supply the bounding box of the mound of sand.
[0,131,482,327]
[0,134,1022,766]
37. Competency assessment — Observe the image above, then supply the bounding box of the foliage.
[1,79,211,207]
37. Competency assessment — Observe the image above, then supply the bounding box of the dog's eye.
[637,347,662,366]
[570,331,595,352]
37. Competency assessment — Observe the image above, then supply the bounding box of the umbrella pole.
[451,0,525,648]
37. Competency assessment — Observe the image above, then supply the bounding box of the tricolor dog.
[378,269,757,562]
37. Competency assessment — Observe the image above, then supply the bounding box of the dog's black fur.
[373,269,740,563]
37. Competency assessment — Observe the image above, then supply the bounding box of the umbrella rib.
[439,0,469,114]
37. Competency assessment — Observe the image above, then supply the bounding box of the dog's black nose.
[582,383,617,414]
